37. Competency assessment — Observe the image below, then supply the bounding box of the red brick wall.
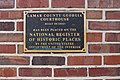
[0,0,120,79]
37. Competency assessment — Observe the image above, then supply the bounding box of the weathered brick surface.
[89,21,120,30]
[89,68,120,76]
[106,11,120,19]
[52,0,85,8]
[0,45,16,53]
[17,22,24,31]
[106,33,120,42]
[88,0,120,8]
[68,56,101,65]
[0,11,23,19]
[19,68,52,77]
[0,33,23,42]
[0,0,14,9]
[87,33,102,42]
[104,56,120,65]
[0,68,16,77]
[18,45,24,54]
[87,10,102,19]
[89,44,120,53]
[0,22,14,31]
[0,56,30,65]
[32,56,65,65]
[17,0,48,8]
[54,68,87,77]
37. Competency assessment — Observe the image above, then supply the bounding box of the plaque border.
[24,11,86,53]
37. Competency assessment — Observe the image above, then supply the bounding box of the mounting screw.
[83,48,85,51]
[25,48,27,51]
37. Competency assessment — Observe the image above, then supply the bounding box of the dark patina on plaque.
[24,11,86,52]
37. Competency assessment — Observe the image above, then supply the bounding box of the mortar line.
[0,31,23,33]
[87,42,120,44]
[103,10,106,20]
[86,20,89,32]
[87,67,89,77]
[0,65,120,68]
[52,67,54,78]
[0,8,120,11]
[16,44,18,54]
[16,67,19,77]
[0,42,23,44]
[102,55,104,66]
[87,19,120,21]
[14,0,16,9]
[86,42,89,53]
[87,30,120,33]
[102,32,106,42]
[0,76,120,79]
[0,19,23,22]
[0,19,120,22]
[65,56,68,66]
[30,56,33,66]
[49,0,52,8]
[85,0,88,8]
[0,53,120,56]
[14,20,17,31]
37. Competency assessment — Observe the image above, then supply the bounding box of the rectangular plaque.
[24,11,86,52]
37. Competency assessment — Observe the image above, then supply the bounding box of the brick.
[17,22,23,31]
[106,33,120,42]
[89,44,120,53]
[87,10,102,19]
[104,56,120,65]
[32,56,65,65]
[87,33,102,42]
[0,56,30,65]
[88,0,120,8]
[0,45,16,53]
[54,68,87,77]
[17,0,48,8]
[52,0,85,8]
[19,68,52,77]
[89,21,120,30]
[106,11,120,19]
[18,45,24,54]
[0,33,23,42]
[68,56,101,65]
[0,0,14,9]
[0,22,14,31]
[0,68,16,77]
[113,0,120,8]
[89,68,120,76]
[0,11,23,19]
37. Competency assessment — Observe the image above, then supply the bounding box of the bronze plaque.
[24,11,86,52]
